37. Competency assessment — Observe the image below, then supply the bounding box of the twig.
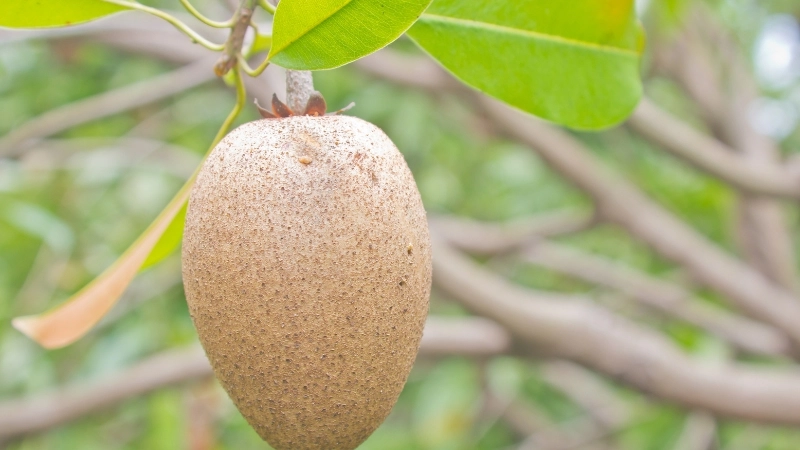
[671,412,717,450]
[213,0,256,76]
[540,361,629,429]
[19,137,202,179]
[0,57,218,157]
[481,98,800,350]
[516,412,625,450]
[431,235,800,425]
[498,397,555,438]
[627,99,800,199]
[428,210,597,256]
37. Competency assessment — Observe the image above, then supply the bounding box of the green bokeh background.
[2,0,800,448]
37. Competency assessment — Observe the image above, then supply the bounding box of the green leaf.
[12,182,192,349]
[140,200,187,271]
[406,0,645,130]
[269,0,433,70]
[249,33,273,56]
[0,0,128,29]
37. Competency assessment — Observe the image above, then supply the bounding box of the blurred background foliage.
[2,0,800,448]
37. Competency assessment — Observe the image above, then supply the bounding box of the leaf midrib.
[418,13,639,57]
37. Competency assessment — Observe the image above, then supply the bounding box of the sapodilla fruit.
[181,93,431,450]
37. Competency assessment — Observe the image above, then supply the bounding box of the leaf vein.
[418,13,639,57]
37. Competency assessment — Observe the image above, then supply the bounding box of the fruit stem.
[286,71,314,113]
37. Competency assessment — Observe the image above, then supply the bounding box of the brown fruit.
[181,115,431,450]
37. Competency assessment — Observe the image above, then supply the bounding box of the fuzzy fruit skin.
[182,116,431,450]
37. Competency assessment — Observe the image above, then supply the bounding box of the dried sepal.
[254,93,354,118]
[303,91,327,116]
[271,94,293,118]
[255,99,276,119]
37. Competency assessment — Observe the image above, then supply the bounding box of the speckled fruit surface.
[182,115,431,450]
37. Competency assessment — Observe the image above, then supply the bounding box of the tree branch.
[213,0,256,76]
[627,99,800,200]
[671,412,717,450]
[354,50,800,203]
[0,57,218,157]
[431,235,800,425]
[433,214,789,357]
[0,346,212,443]
[482,98,800,350]
[518,241,790,358]
[0,317,510,442]
[428,210,597,256]
[539,360,630,429]
[649,9,798,291]
[435,214,790,357]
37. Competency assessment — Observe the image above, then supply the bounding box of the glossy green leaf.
[406,0,645,130]
[0,0,128,29]
[269,0,432,70]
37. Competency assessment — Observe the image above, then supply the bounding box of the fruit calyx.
[255,91,354,119]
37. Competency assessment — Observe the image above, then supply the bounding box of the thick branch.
[431,236,800,425]
[650,11,798,291]
[483,98,800,349]
[0,347,212,443]
[0,317,510,441]
[519,241,790,358]
[355,51,800,203]
[435,215,789,357]
[355,51,458,90]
